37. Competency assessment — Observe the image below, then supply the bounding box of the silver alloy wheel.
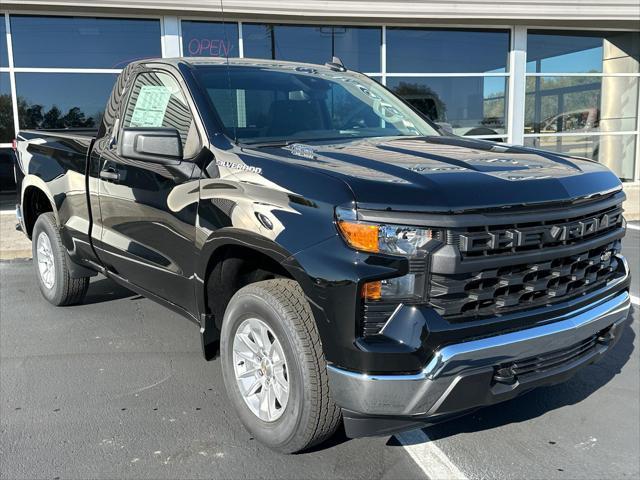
[36,231,55,290]
[232,318,290,422]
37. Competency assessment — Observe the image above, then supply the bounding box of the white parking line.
[0,210,15,215]
[397,429,468,480]
[631,295,639,306]
[627,223,640,231]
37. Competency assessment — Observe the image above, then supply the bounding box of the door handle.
[100,166,121,182]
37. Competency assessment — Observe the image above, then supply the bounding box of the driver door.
[94,68,202,312]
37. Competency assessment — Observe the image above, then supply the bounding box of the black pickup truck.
[15,57,631,453]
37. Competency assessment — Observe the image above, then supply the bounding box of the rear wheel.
[32,212,89,306]
[220,279,341,453]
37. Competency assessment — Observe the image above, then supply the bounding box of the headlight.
[335,207,437,257]
[336,207,440,302]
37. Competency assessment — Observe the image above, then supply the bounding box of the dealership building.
[1,1,639,213]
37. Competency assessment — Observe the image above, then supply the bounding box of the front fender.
[193,227,331,321]
[283,235,415,373]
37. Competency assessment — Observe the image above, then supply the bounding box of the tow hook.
[494,366,517,385]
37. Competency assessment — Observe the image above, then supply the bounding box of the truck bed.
[15,127,97,267]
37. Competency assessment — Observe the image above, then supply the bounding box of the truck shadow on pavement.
[394,307,636,445]
[82,277,139,305]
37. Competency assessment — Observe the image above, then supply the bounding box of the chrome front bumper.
[328,287,631,419]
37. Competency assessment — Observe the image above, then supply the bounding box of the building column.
[507,25,527,145]
[5,14,19,141]
[162,16,181,58]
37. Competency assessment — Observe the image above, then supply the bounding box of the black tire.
[220,279,341,453]
[32,212,89,306]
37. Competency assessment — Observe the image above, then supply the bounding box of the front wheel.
[220,279,341,453]
[32,212,89,306]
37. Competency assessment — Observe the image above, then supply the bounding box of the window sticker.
[130,85,172,127]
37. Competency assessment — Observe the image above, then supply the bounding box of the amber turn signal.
[337,221,379,253]
[362,281,382,301]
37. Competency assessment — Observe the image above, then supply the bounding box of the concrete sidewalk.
[0,212,32,260]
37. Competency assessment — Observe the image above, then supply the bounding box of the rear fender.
[21,175,60,229]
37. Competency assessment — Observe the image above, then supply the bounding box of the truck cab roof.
[132,56,352,73]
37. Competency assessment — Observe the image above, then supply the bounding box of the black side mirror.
[119,127,183,164]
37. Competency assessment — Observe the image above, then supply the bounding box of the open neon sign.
[188,38,233,57]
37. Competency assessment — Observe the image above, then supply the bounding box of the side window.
[123,71,200,157]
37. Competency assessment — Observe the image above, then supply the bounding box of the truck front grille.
[454,203,623,258]
[358,195,626,337]
[429,241,621,319]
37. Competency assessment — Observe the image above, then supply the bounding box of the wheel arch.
[21,176,59,238]
[196,228,310,360]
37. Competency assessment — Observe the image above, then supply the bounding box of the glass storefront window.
[386,28,510,73]
[527,30,640,74]
[244,24,331,65]
[525,76,638,134]
[181,21,239,58]
[524,134,637,180]
[16,73,117,129]
[0,19,8,67]
[332,27,381,72]
[242,24,273,60]
[387,76,507,135]
[243,24,381,71]
[525,30,639,180]
[0,18,637,183]
[10,16,161,68]
[0,73,14,143]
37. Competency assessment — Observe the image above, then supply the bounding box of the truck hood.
[247,136,622,212]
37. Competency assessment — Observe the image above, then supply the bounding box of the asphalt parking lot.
[1,225,638,479]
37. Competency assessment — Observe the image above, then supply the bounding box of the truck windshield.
[194,65,439,145]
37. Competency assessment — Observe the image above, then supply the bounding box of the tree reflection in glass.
[0,94,14,142]
[17,100,98,129]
